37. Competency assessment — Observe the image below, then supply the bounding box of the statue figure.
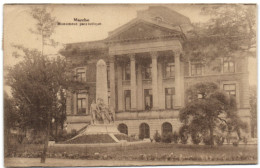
[108,105,115,123]
[90,98,113,124]
[90,100,97,124]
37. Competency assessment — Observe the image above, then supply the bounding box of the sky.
[3,4,257,87]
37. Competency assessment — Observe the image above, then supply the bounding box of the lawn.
[6,143,257,163]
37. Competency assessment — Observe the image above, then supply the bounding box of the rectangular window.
[165,88,175,109]
[223,84,236,97]
[165,63,175,78]
[223,57,235,73]
[77,93,86,114]
[144,89,153,110]
[124,90,131,110]
[191,63,203,76]
[143,63,152,80]
[76,68,86,82]
[123,63,130,80]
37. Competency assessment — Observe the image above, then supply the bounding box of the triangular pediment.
[106,19,183,42]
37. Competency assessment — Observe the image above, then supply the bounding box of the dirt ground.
[4,157,257,167]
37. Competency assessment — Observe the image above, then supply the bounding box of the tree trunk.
[55,121,58,142]
[41,114,50,163]
[209,125,214,148]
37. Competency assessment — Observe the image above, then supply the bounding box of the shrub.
[191,132,201,145]
[22,133,44,144]
[161,132,173,143]
[71,129,77,134]
[215,135,225,146]
[242,137,248,144]
[172,131,179,144]
[233,141,239,147]
[139,134,144,140]
[153,131,161,142]
[49,135,55,141]
[56,129,78,142]
[179,126,189,144]
[202,136,212,145]
[180,135,188,144]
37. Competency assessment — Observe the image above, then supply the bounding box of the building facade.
[60,6,251,139]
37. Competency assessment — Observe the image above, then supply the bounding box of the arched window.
[118,123,128,135]
[139,123,150,139]
[162,122,172,135]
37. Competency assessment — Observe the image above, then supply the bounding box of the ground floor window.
[77,93,86,114]
[162,122,173,135]
[165,88,175,109]
[118,123,128,135]
[223,84,236,98]
[124,90,131,110]
[139,123,150,139]
[144,89,153,110]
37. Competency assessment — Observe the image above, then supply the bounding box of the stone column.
[137,63,143,110]
[130,54,137,110]
[151,51,159,109]
[174,51,181,107]
[157,62,164,109]
[109,57,116,110]
[117,65,123,111]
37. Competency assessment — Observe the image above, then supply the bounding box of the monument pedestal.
[67,124,122,143]
[81,124,120,135]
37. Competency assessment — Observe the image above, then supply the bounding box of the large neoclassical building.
[60,6,251,139]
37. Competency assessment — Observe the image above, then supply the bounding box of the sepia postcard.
[3,3,258,167]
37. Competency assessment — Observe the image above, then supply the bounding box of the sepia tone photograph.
[3,3,258,167]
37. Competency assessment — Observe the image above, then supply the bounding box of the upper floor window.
[223,84,236,97]
[123,63,130,81]
[143,63,152,80]
[191,63,203,76]
[223,57,235,73]
[77,93,86,115]
[165,63,175,78]
[76,68,86,82]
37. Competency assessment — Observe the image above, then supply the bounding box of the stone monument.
[67,59,120,143]
[96,59,108,105]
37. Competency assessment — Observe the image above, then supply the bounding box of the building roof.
[60,6,191,57]
[137,6,191,26]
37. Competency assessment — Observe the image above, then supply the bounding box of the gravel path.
[5,157,257,167]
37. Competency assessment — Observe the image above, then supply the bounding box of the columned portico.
[151,51,159,109]
[109,40,184,111]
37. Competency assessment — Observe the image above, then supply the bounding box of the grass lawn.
[8,142,257,162]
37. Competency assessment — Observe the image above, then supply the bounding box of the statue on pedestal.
[90,98,114,124]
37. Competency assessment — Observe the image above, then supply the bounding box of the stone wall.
[114,118,182,138]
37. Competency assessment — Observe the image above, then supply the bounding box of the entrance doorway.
[139,123,150,139]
